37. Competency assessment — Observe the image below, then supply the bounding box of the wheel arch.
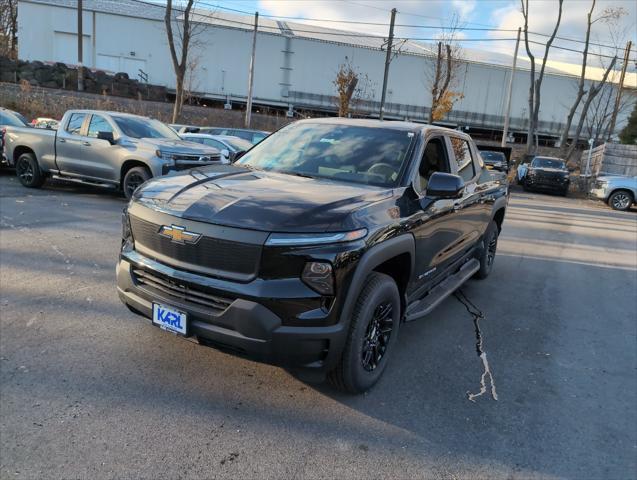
[12,145,37,165]
[120,160,150,188]
[340,235,415,325]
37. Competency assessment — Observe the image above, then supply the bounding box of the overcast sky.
[201,0,636,79]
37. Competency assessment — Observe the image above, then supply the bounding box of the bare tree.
[427,15,463,123]
[0,0,17,59]
[165,0,204,123]
[558,2,625,156]
[521,0,564,154]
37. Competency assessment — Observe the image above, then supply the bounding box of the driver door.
[409,134,464,294]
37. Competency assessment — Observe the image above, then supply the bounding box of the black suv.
[117,119,508,393]
[523,156,570,196]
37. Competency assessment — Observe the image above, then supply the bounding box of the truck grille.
[133,268,234,312]
[129,215,261,281]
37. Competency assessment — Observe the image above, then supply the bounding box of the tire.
[123,166,151,200]
[476,220,499,280]
[15,152,46,188]
[561,186,569,197]
[608,190,633,211]
[328,272,401,394]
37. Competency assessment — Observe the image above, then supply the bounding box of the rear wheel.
[328,272,401,394]
[608,190,633,211]
[16,152,46,188]
[123,166,151,200]
[476,220,499,279]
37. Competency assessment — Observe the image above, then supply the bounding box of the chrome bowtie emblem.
[158,225,202,245]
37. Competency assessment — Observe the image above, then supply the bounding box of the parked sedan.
[199,127,269,144]
[181,133,253,162]
[523,156,570,196]
[590,175,637,211]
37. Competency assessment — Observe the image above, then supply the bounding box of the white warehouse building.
[16,0,637,141]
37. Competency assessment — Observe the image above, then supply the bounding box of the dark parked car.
[117,119,508,393]
[480,150,508,172]
[199,127,269,144]
[523,156,570,196]
[1,107,30,166]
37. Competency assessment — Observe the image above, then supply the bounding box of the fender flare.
[339,234,415,326]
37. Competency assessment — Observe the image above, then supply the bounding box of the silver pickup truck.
[3,110,225,199]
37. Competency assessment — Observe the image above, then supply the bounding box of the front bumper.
[116,252,348,374]
[525,175,570,191]
[590,187,608,200]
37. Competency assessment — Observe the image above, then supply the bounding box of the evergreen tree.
[619,103,637,144]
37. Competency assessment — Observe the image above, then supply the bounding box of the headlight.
[302,261,334,295]
[155,150,174,162]
[265,229,367,246]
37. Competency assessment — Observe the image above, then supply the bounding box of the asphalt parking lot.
[1,171,636,479]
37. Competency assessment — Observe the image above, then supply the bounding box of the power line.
[125,0,631,62]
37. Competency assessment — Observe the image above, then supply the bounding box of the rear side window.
[66,113,86,136]
[450,137,475,182]
[0,111,28,127]
[87,115,113,137]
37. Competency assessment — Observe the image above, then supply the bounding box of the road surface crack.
[454,289,498,402]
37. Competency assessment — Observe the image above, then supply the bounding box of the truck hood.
[529,167,568,174]
[133,165,392,232]
[136,137,220,155]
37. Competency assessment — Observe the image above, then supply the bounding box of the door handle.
[453,202,462,211]
[58,138,66,143]
[82,141,91,146]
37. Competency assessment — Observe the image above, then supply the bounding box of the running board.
[51,175,118,189]
[405,258,480,322]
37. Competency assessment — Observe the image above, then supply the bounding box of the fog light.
[302,262,334,295]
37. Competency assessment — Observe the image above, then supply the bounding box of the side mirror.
[220,148,230,159]
[97,131,115,144]
[426,172,465,199]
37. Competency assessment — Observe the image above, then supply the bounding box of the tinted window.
[450,137,475,182]
[0,111,29,127]
[416,137,449,192]
[480,151,506,162]
[531,157,566,169]
[223,137,252,151]
[238,122,415,187]
[87,115,113,137]
[112,116,180,139]
[252,132,267,143]
[231,130,252,141]
[185,136,204,144]
[200,128,224,135]
[203,138,225,150]
[66,113,86,135]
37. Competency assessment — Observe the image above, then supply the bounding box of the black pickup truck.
[117,119,508,393]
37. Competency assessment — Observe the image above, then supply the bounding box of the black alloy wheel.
[361,301,394,372]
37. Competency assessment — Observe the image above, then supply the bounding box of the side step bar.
[50,175,118,189]
[405,258,480,322]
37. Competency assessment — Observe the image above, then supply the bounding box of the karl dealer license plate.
[152,303,187,335]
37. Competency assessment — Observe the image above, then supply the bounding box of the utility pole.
[245,12,259,128]
[501,27,521,147]
[379,8,396,121]
[77,0,84,91]
[606,40,632,142]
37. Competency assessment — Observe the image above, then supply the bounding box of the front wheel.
[476,220,499,279]
[16,153,46,188]
[608,190,633,211]
[123,166,151,200]
[328,272,401,394]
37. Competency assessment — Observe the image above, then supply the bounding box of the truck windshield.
[532,157,565,169]
[112,116,180,140]
[236,122,415,187]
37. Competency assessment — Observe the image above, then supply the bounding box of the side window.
[66,113,86,136]
[416,137,449,193]
[203,139,223,149]
[187,137,204,144]
[450,137,475,182]
[253,133,266,143]
[87,115,113,138]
